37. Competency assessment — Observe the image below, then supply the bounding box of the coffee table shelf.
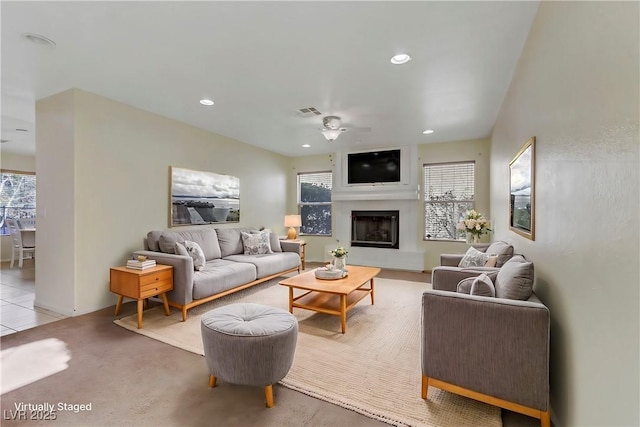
[293,288,371,315]
[280,265,380,333]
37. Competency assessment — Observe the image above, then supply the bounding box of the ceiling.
[1,1,539,157]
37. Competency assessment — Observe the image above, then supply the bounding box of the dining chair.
[6,218,36,268]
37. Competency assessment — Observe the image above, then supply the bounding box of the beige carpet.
[114,277,502,427]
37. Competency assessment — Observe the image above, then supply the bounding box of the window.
[423,162,475,241]
[0,170,36,235]
[298,171,332,236]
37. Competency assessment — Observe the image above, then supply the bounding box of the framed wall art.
[509,137,535,240]
[170,166,240,227]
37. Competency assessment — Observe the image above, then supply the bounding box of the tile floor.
[0,259,67,336]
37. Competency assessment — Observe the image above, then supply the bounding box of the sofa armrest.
[431,266,499,292]
[421,290,549,411]
[133,250,194,305]
[280,241,301,254]
[440,254,464,267]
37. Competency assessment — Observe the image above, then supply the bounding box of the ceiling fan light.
[321,129,342,142]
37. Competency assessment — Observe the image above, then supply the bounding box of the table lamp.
[284,215,302,240]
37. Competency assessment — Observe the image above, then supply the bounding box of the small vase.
[333,256,347,272]
[466,233,474,244]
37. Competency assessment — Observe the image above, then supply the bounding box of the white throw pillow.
[241,230,273,255]
[458,247,489,268]
[183,240,206,271]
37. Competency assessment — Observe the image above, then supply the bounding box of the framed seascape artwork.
[509,137,536,240]
[170,166,240,227]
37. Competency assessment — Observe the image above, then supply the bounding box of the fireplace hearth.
[351,210,399,249]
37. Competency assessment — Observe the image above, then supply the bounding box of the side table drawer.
[140,280,173,298]
[140,269,173,286]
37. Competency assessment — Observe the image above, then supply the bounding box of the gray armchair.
[431,241,514,292]
[422,255,550,427]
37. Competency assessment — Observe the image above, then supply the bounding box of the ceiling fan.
[319,116,347,142]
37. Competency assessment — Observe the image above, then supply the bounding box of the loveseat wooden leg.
[421,375,429,399]
[182,307,188,322]
[540,409,550,427]
[265,385,274,408]
[208,375,216,388]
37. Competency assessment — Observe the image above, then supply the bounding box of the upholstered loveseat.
[133,227,301,320]
[422,254,550,426]
[431,241,515,292]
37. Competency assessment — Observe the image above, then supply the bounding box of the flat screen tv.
[347,149,401,184]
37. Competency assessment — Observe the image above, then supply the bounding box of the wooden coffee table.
[279,265,381,334]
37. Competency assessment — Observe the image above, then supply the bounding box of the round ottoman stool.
[200,302,298,408]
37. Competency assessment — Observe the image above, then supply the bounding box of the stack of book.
[126,259,156,270]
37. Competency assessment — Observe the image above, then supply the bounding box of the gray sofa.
[133,227,301,320]
[422,255,550,426]
[431,241,515,292]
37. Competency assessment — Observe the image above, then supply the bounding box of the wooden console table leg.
[114,295,124,316]
[136,299,144,329]
[160,293,170,316]
[340,295,347,334]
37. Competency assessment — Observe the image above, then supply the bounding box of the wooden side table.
[110,264,173,329]
[281,239,306,270]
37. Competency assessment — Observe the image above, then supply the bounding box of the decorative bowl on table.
[314,266,347,280]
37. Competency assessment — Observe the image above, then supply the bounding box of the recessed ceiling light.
[302,144,311,148]
[390,54,411,65]
[422,129,435,135]
[199,98,214,106]
[22,33,56,48]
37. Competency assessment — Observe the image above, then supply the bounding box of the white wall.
[36,89,291,315]
[0,152,37,262]
[490,2,639,426]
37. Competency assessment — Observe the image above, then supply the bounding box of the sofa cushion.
[192,260,257,300]
[470,273,496,297]
[184,240,206,271]
[458,247,489,268]
[216,227,256,257]
[485,241,514,267]
[158,229,221,261]
[146,230,164,252]
[494,255,534,300]
[223,252,300,278]
[241,230,273,255]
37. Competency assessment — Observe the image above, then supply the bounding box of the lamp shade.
[284,214,302,239]
[284,215,302,227]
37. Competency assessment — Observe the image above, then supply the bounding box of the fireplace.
[351,210,399,249]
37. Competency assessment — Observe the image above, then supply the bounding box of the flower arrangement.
[329,246,348,258]
[457,210,492,238]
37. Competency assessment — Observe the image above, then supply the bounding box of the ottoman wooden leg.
[209,375,217,388]
[265,385,274,408]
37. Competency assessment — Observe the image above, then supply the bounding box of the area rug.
[114,277,501,427]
